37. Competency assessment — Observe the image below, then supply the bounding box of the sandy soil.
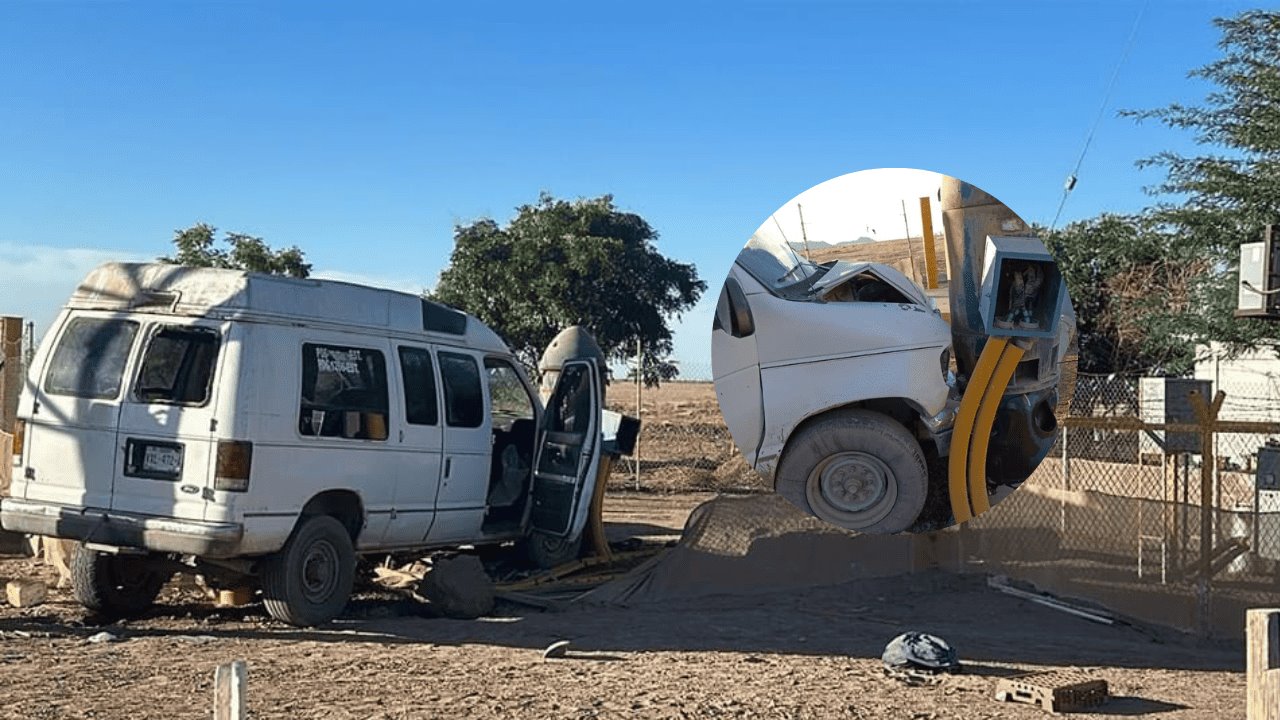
[0,493,1249,720]
[606,382,766,495]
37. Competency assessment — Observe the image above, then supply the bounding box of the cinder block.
[6,579,47,608]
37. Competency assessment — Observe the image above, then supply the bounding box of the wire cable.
[1051,0,1150,231]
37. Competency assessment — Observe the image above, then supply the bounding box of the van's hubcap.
[301,540,339,602]
[806,451,897,529]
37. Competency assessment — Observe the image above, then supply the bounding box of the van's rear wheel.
[70,545,170,618]
[776,409,928,534]
[260,515,355,627]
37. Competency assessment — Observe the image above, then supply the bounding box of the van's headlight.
[215,440,253,492]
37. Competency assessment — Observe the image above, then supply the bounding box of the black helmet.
[882,632,961,682]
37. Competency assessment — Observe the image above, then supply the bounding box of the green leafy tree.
[162,223,311,278]
[1045,214,1208,374]
[1051,10,1280,375]
[432,193,705,383]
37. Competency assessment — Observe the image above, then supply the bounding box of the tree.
[1045,214,1208,374]
[1051,10,1280,375]
[1121,9,1280,371]
[162,223,311,278]
[431,193,705,383]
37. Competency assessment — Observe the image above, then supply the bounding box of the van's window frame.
[483,356,536,425]
[437,350,485,429]
[131,324,222,408]
[43,316,140,400]
[297,342,391,442]
[397,345,440,427]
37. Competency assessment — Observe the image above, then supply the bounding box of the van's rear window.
[134,326,221,405]
[44,318,139,399]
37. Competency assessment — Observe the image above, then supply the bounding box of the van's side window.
[44,318,139,400]
[484,358,534,423]
[398,347,439,426]
[299,343,389,441]
[134,326,221,406]
[438,352,484,429]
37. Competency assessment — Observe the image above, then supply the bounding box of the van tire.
[70,545,170,618]
[520,531,583,570]
[260,515,355,627]
[775,409,928,534]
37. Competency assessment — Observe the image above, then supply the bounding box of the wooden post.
[0,316,22,434]
[1247,608,1280,720]
[213,660,247,720]
[1189,389,1226,636]
[919,196,938,289]
[633,338,641,491]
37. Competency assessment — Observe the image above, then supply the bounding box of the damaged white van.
[2,263,603,626]
[712,234,956,534]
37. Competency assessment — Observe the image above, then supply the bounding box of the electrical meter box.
[1255,442,1280,560]
[1139,377,1211,455]
[978,236,1065,339]
[1236,225,1280,318]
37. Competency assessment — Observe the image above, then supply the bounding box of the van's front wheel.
[520,531,583,570]
[70,545,170,618]
[775,409,928,534]
[260,515,355,627]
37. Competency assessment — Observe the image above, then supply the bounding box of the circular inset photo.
[711,168,1076,534]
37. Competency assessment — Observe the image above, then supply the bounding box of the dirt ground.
[606,382,766,495]
[0,492,1249,720]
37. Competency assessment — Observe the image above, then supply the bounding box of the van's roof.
[68,262,511,354]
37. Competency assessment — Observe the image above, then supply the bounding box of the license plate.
[143,445,182,474]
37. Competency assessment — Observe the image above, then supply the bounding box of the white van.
[2,263,604,626]
[712,235,957,534]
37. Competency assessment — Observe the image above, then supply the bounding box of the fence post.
[1060,424,1069,533]
[213,660,248,720]
[1189,389,1226,636]
[634,338,642,491]
[1247,608,1280,720]
[0,316,22,434]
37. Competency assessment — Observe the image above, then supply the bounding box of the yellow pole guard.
[966,341,1025,517]
[948,337,1008,523]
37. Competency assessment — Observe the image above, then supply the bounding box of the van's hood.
[810,261,929,306]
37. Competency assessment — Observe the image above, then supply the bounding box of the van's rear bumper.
[0,499,243,558]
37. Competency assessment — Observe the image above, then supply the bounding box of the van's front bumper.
[0,499,243,558]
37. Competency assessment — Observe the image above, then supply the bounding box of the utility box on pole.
[1237,225,1280,319]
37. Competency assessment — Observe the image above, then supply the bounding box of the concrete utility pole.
[939,180,1068,486]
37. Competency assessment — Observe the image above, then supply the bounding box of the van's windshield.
[737,232,823,292]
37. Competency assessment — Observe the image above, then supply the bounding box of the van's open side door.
[528,360,601,538]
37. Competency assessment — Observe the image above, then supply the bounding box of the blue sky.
[0,1,1257,376]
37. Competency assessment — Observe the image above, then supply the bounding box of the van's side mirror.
[714,277,755,339]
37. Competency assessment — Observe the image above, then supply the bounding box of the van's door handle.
[444,457,452,478]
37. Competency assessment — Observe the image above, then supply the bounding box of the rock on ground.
[417,555,495,619]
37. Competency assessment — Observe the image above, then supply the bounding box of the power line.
[1051,0,1150,231]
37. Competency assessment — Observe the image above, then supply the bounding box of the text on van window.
[299,343,389,441]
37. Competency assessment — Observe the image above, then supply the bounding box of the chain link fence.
[963,374,1280,636]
